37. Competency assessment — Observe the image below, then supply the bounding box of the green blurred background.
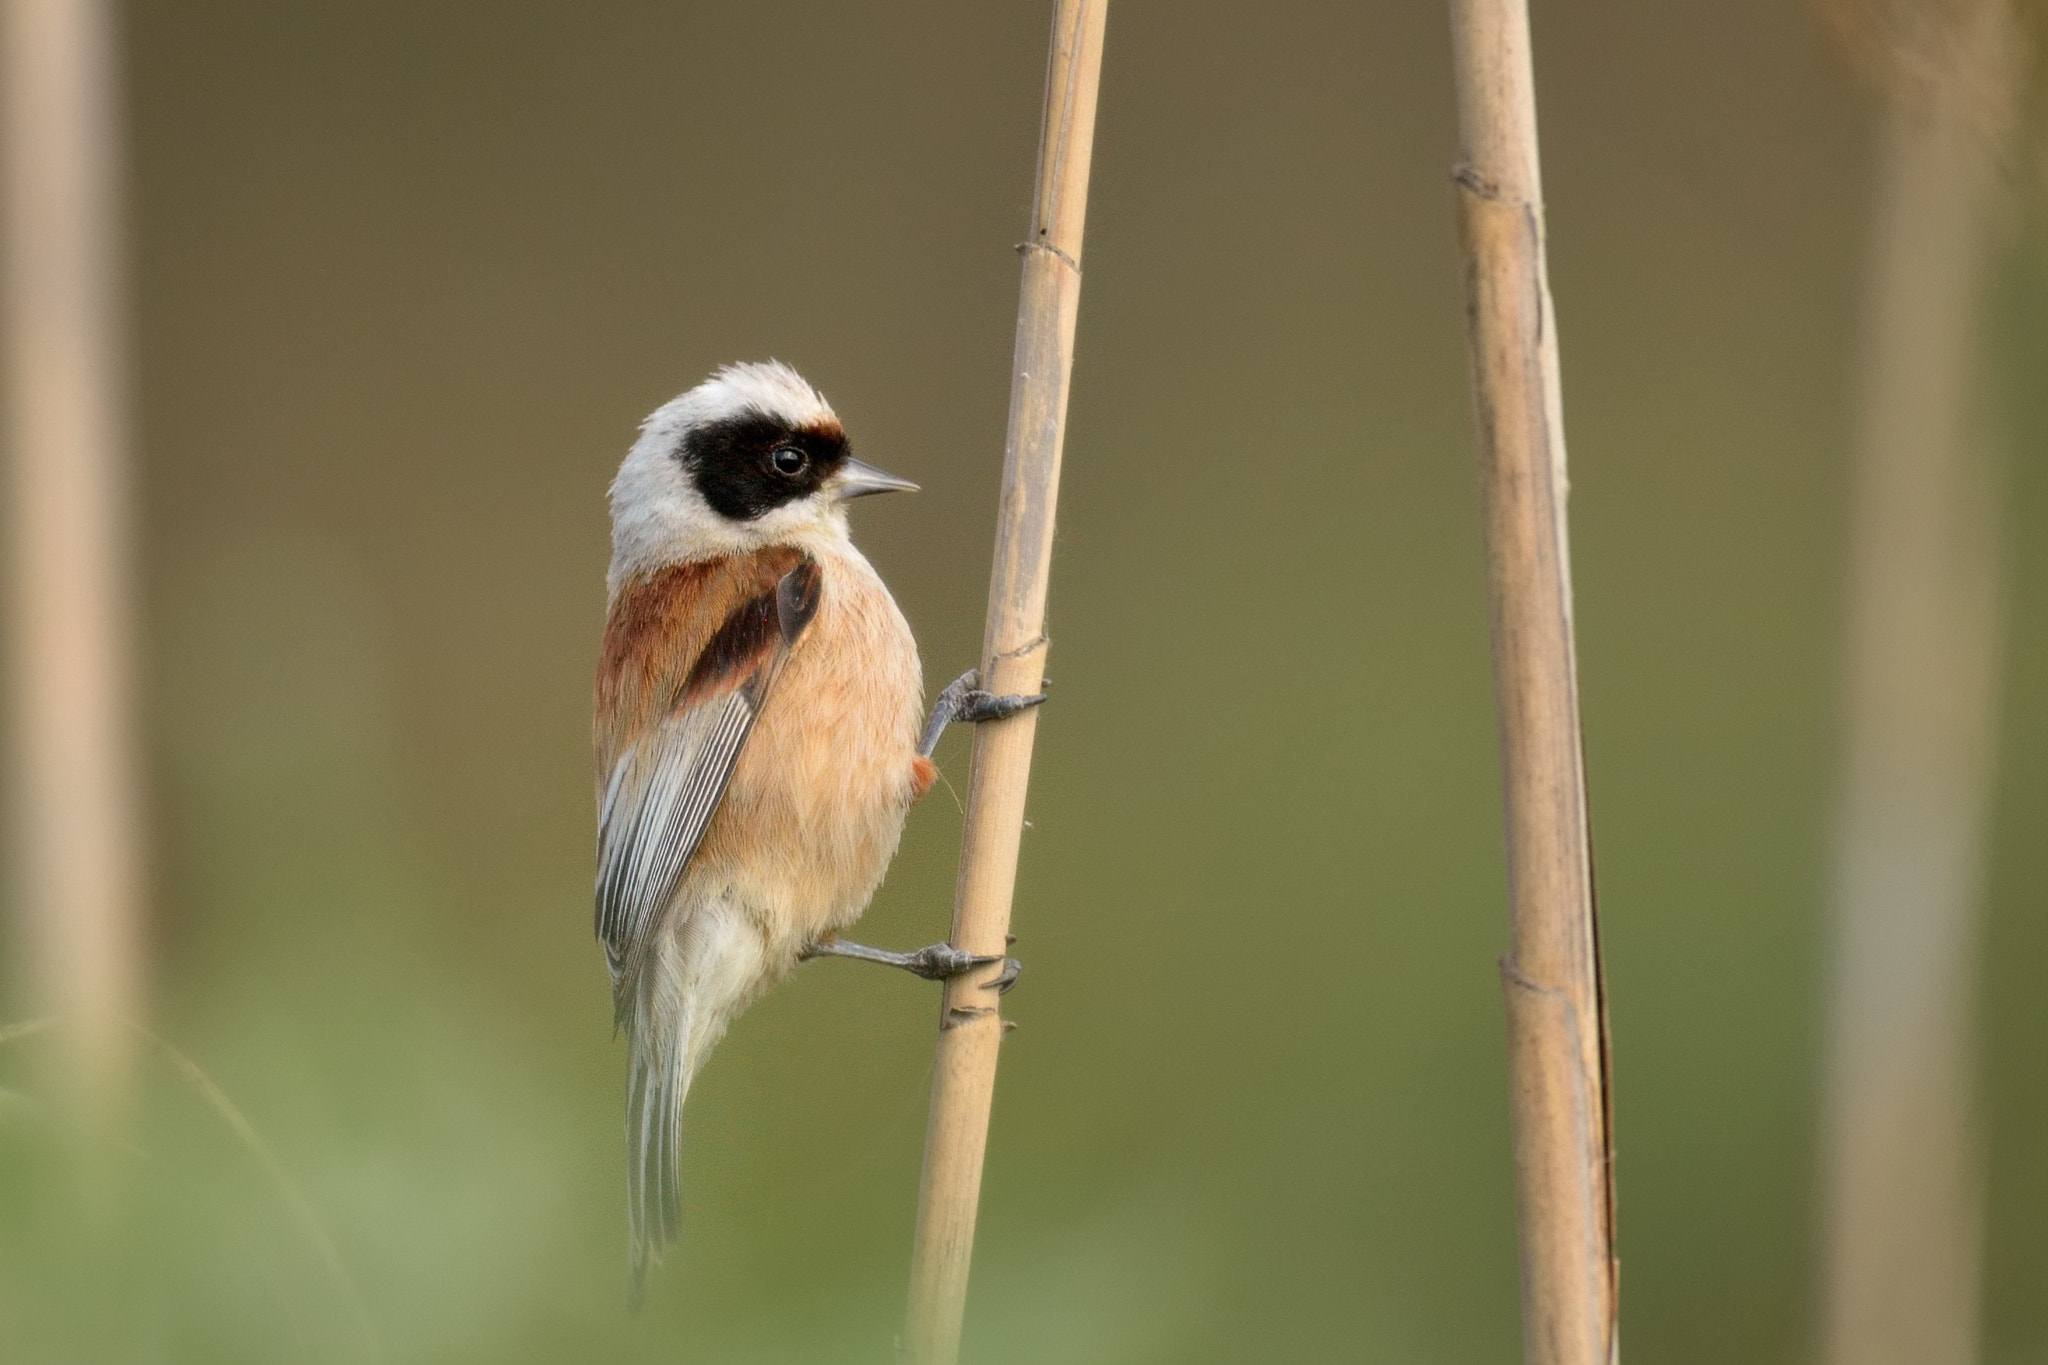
[1,0,2045,1360]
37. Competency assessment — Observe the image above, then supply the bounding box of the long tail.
[623,899,767,1302]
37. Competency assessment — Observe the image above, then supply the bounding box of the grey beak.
[834,458,920,500]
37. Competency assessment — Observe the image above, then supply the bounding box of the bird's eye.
[769,445,809,477]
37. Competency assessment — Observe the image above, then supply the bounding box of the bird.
[593,360,1041,1296]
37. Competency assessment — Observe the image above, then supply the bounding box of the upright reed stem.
[2,0,140,1125]
[1820,6,2014,1361]
[1446,2,1616,1362]
[901,4,1107,1361]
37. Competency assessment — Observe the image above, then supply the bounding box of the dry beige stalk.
[2,0,140,1128]
[900,3,1107,1362]
[1819,5,2017,1364]
[1446,2,1617,1362]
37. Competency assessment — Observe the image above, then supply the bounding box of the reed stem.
[2,0,140,1127]
[1446,2,1617,1361]
[900,4,1107,1361]
[1820,6,2014,1361]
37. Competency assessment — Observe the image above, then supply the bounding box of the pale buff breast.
[685,543,924,947]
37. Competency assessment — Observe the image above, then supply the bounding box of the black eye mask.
[678,411,849,521]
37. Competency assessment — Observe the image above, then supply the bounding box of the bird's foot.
[801,937,1022,990]
[918,669,1047,758]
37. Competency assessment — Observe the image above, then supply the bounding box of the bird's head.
[608,361,915,586]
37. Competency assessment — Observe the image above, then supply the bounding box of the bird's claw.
[919,669,1050,757]
[952,688,1046,725]
[803,936,1023,990]
[903,943,980,979]
[903,942,1021,984]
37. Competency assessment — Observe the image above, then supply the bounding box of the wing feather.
[595,556,820,1005]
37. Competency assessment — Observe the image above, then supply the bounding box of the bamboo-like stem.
[1446,3,1616,1363]
[1819,7,2013,1362]
[901,4,1107,1361]
[1,0,139,1124]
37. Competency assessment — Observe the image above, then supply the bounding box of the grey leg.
[801,937,1022,990]
[919,669,1047,758]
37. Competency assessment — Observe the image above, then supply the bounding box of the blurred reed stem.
[901,3,1106,1361]
[1820,4,2016,1362]
[2,0,141,1129]
[1446,2,1618,1362]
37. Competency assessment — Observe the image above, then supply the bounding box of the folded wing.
[594,553,821,1007]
